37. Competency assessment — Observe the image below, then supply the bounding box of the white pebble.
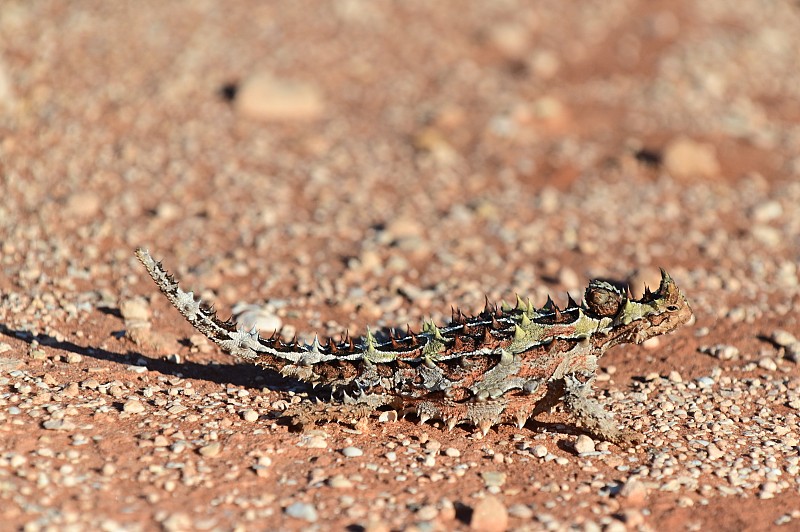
[284,501,318,522]
[341,446,363,457]
[532,445,548,458]
[574,435,596,454]
[242,409,259,422]
[445,447,461,458]
[123,400,145,414]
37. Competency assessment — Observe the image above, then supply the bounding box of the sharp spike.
[500,299,512,312]
[327,337,338,354]
[432,322,443,340]
[310,334,323,353]
[483,295,493,316]
[515,294,525,310]
[445,417,458,431]
[364,326,377,350]
[567,294,578,308]
[490,316,501,330]
[409,328,419,346]
[389,330,401,349]
[659,268,672,288]
[554,307,562,322]
[543,295,555,312]
[418,413,431,425]
[478,419,492,436]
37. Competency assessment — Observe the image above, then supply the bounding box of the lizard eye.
[666,305,680,312]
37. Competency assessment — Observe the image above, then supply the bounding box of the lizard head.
[585,269,693,344]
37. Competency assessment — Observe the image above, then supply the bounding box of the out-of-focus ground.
[2,1,800,530]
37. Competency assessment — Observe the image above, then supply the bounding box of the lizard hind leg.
[287,393,402,429]
[404,398,509,436]
[562,375,643,446]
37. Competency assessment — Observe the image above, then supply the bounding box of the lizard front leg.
[562,374,643,446]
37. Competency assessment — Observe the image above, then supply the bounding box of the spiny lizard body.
[135,248,693,444]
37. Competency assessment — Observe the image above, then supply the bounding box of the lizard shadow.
[0,323,310,395]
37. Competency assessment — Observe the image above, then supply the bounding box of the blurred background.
[1,0,798,334]
[1,3,800,530]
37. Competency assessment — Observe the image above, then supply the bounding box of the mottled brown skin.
[135,248,693,444]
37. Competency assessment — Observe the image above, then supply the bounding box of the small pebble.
[445,447,461,458]
[161,513,191,532]
[64,191,101,218]
[620,479,648,506]
[235,73,324,122]
[759,481,778,499]
[198,442,222,457]
[751,200,783,223]
[242,409,259,422]
[416,505,438,521]
[232,303,282,332]
[285,501,319,522]
[328,475,354,489]
[122,400,146,414]
[532,445,548,458]
[64,353,82,364]
[480,471,506,488]
[470,496,508,532]
[303,436,328,449]
[699,344,740,360]
[42,419,76,431]
[342,446,363,458]
[574,435,595,454]
[707,444,724,460]
[758,357,778,371]
[696,376,715,388]
[507,504,534,519]
[771,330,798,347]
[663,136,720,179]
[119,298,151,322]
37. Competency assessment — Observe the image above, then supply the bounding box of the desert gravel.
[2,0,800,530]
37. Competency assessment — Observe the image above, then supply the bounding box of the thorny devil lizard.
[135,248,693,445]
